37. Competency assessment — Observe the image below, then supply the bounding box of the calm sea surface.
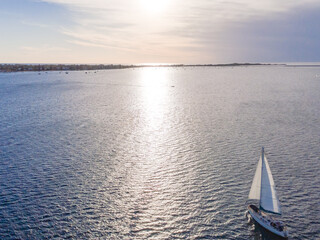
[0,66,319,239]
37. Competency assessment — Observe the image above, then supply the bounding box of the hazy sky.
[1,0,320,64]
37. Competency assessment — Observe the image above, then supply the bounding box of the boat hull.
[247,205,288,238]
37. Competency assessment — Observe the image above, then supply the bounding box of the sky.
[1,0,320,64]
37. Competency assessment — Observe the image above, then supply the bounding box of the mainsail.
[248,148,282,215]
[248,157,262,200]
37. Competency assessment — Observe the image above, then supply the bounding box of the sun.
[139,0,170,14]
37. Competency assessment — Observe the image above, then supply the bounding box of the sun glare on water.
[139,0,170,14]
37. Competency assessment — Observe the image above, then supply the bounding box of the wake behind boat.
[246,147,288,238]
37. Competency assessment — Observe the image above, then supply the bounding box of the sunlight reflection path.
[124,68,186,238]
[138,67,170,131]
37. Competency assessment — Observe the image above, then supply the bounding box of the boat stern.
[283,227,289,238]
[246,204,289,239]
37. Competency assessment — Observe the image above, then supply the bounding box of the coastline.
[0,63,280,73]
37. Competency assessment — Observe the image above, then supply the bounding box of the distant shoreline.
[0,63,285,73]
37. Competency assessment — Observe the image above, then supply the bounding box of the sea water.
[0,66,319,239]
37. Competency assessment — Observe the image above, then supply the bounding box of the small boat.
[246,147,288,238]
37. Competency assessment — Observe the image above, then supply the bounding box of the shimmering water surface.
[0,66,319,239]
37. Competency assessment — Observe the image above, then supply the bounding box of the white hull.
[248,206,288,238]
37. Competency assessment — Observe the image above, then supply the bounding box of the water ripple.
[0,67,319,239]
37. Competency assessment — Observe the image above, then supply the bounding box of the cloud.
[224,6,320,62]
[37,0,320,63]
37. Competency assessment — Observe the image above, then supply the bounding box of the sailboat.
[246,147,289,238]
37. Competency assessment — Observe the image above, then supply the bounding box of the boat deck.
[248,205,288,238]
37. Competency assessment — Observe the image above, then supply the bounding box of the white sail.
[248,156,262,200]
[260,155,281,214]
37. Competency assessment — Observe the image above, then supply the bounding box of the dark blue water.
[0,67,319,239]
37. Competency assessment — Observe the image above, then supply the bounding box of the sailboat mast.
[259,147,264,208]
